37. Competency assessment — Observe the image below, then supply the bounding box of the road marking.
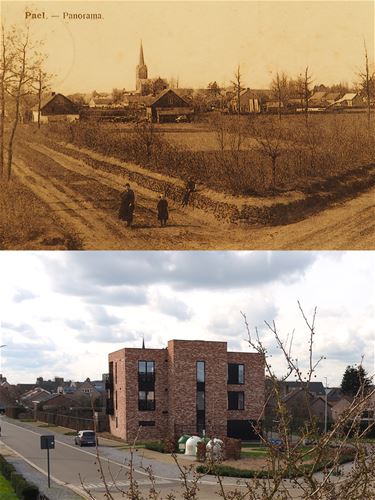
[1,419,251,488]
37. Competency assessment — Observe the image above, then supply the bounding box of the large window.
[228,363,245,385]
[138,361,155,390]
[228,391,244,410]
[138,361,155,410]
[138,390,155,411]
[196,361,205,434]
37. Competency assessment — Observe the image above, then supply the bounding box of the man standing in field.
[119,183,135,228]
[181,178,196,207]
[157,194,169,227]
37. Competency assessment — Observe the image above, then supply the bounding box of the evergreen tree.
[340,365,372,396]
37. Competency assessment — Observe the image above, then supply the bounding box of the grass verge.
[0,472,18,500]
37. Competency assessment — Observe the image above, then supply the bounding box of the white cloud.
[0,251,373,386]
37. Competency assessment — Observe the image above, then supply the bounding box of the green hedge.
[196,449,356,479]
[0,455,39,499]
[0,454,16,480]
[10,472,39,500]
[144,441,165,453]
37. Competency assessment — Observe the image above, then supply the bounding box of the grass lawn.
[241,448,268,458]
[0,473,18,500]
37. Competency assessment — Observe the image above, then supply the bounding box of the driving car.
[74,430,97,447]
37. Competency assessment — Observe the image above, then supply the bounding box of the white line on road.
[1,419,249,488]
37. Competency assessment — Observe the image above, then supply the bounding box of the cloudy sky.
[0,251,374,387]
[2,1,374,93]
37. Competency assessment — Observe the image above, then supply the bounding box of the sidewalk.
[0,440,85,500]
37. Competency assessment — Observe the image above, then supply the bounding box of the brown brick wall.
[227,352,265,422]
[108,341,265,442]
[167,340,228,439]
[124,348,168,442]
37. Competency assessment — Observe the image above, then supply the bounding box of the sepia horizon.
[1,1,374,95]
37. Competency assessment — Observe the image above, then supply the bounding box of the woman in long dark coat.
[119,183,135,227]
[157,194,169,227]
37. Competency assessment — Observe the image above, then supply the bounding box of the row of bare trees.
[0,23,51,180]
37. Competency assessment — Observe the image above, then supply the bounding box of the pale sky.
[1,1,374,93]
[0,251,374,387]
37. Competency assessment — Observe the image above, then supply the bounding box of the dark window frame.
[138,390,155,411]
[228,391,245,411]
[138,360,155,390]
[227,363,245,385]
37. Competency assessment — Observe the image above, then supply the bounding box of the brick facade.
[108,340,264,442]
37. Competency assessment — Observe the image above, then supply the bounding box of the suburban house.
[280,381,326,397]
[107,339,265,442]
[145,89,194,123]
[280,388,333,423]
[32,93,80,123]
[20,387,52,409]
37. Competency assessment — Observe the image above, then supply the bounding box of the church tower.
[136,41,148,92]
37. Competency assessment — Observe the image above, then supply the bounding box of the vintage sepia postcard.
[0,1,374,250]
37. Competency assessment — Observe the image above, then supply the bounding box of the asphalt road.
[0,417,169,498]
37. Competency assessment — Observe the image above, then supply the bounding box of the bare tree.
[239,303,375,500]
[231,65,244,117]
[251,116,284,192]
[271,72,289,121]
[31,60,52,129]
[0,23,14,177]
[358,40,375,132]
[5,25,42,179]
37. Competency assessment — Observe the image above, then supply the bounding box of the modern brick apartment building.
[107,340,264,442]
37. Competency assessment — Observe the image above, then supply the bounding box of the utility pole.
[324,377,328,434]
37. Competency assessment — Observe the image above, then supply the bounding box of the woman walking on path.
[157,194,169,227]
[118,183,135,228]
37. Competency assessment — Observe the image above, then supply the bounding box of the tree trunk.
[0,27,6,177]
[38,74,41,129]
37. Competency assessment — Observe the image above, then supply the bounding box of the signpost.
[40,435,55,488]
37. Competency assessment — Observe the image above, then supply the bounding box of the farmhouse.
[331,93,365,108]
[89,96,114,108]
[146,89,194,123]
[32,93,79,123]
[231,88,261,113]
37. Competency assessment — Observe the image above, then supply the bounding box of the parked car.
[74,430,97,447]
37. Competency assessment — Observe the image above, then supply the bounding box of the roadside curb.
[0,439,89,499]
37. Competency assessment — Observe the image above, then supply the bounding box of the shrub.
[0,455,16,480]
[10,472,39,500]
[0,456,39,499]
[144,441,165,453]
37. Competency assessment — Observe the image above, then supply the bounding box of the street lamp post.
[0,345,7,378]
[324,377,328,434]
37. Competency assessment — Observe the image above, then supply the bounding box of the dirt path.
[13,140,375,250]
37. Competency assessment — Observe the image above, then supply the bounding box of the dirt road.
[13,139,375,250]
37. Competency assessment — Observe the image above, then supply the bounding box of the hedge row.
[0,455,40,500]
[196,449,356,479]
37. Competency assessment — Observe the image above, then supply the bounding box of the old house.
[32,93,80,123]
[231,88,261,113]
[146,89,194,123]
[89,96,114,108]
[331,93,365,108]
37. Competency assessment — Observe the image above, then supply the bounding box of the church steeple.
[136,41,148,92]
[139,41,145,66]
